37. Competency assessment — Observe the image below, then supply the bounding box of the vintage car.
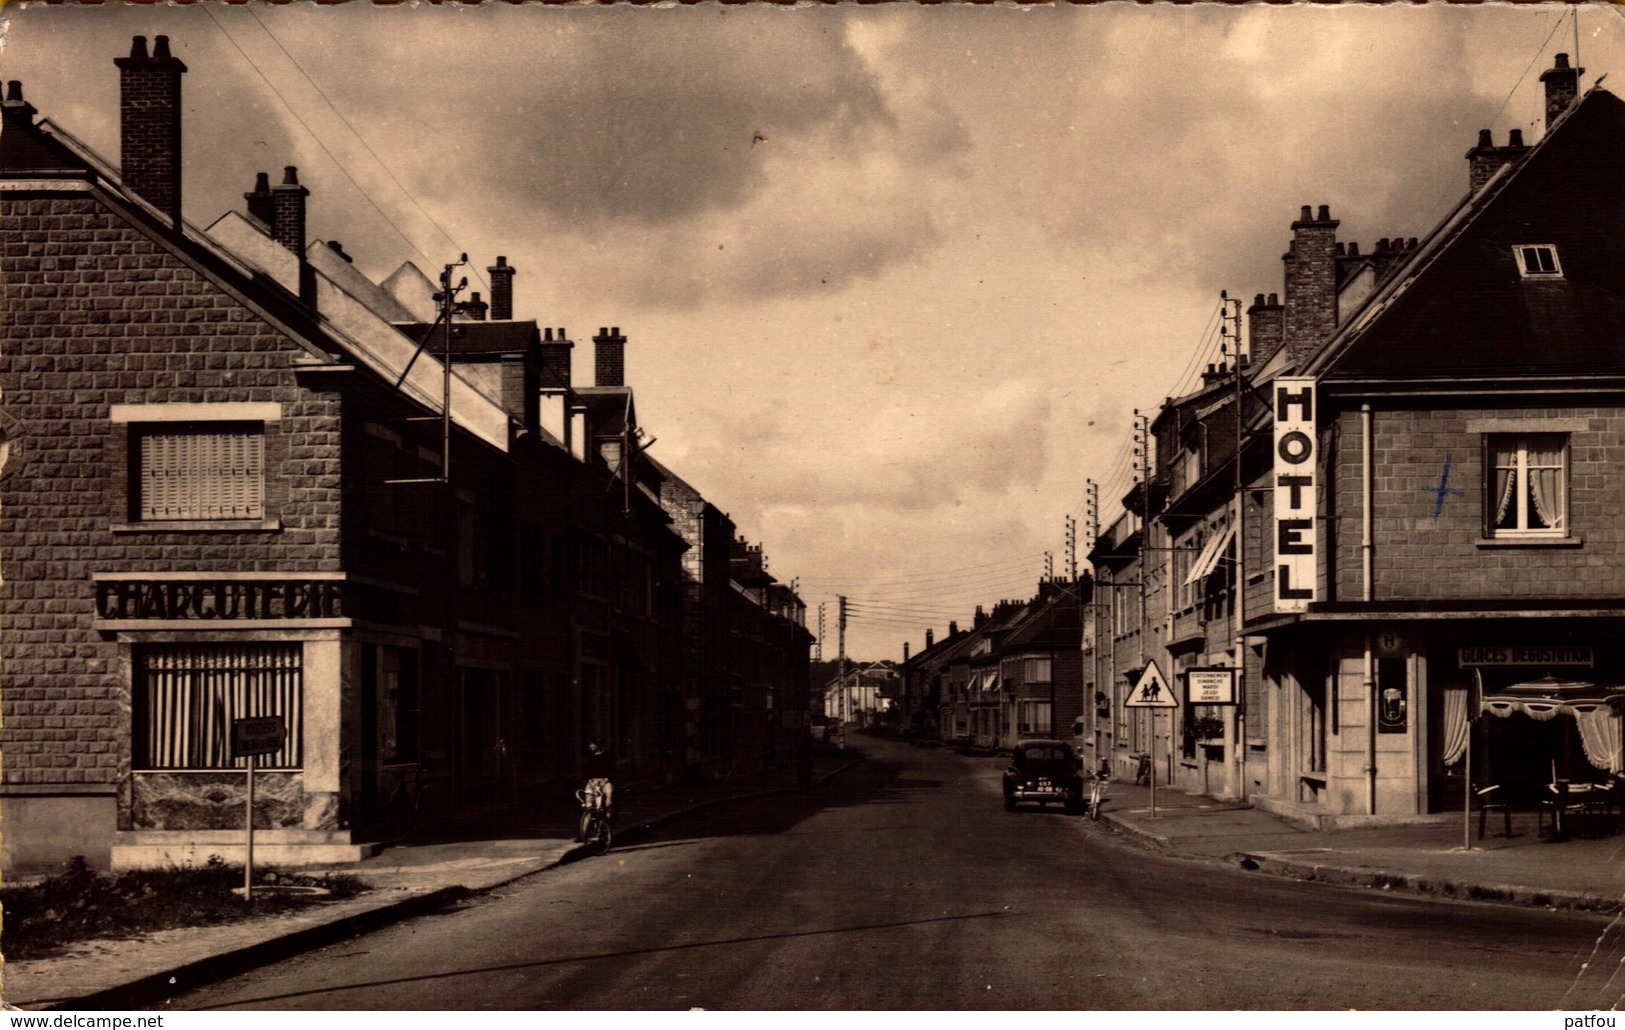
[1002,739,1085,813]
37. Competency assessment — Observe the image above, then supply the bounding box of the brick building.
[0,37,807,872]
[1084,54,1625,825]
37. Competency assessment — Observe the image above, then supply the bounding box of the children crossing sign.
[1124,661,1176,708]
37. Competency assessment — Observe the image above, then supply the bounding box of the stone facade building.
[1082,54,1625,826]
[0,37,808,872]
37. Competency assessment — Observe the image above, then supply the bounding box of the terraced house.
[1085,53,1625,826]
[0,36,809,873]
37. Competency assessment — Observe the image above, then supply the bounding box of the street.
[175,740,1625,1010]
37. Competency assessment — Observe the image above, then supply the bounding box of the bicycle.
[576,779,613,855]
[1087,770,1110,821]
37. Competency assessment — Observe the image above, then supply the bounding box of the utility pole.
[838,595,848,726]
[1132,408,1152,778]
[816,602,825,663]
[1221,289,1248,800]
[1066,515,1078,582]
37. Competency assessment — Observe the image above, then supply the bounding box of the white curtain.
[1577,708,1623,774]
[1493,440,1516,528]
[1527,437,1565,530]
[1441,687,1469,767]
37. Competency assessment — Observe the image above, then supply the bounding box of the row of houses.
[0,36,812,872]
[900,579,1089,752]
[905,53,1625,829]
[1085,52,1625,826]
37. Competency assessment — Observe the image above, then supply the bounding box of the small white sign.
[1185,667,1237,705]
[1125,661,1176,708]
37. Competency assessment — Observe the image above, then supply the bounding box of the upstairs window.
[1514,244,1562,279]
[133,423,264,522]
[1488,433,1567,537]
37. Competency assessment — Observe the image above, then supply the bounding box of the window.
[1023,657,1052,683]
[133,423,264,521]
[1514,244,1562,278]
[1488,433,1567,537]
[134,644,302,769]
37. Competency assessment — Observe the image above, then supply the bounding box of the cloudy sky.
[5,3,1623,659]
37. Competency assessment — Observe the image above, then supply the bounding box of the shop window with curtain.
[132,422,264,522]
[134,643,303,770]
[1487,433,1567,538]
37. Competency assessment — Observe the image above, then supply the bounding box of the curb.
[55,885,476,1011]
[1094,807,1624,914]
[1232,852,1624,913]
[37,756,870,1011]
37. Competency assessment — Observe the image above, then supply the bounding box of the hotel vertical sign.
[1273,377,1317,613]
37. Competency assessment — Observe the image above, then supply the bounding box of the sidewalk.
[1096,777,1625,911]
[1,752,862,1012]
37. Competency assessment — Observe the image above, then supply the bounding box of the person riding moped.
[576,737,615,843]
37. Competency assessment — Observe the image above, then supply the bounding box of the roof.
[394,320,542,358]
[1316,88,1625,380]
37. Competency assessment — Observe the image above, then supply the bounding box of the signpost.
[232,716,286,901]
[1125,662,1175,817]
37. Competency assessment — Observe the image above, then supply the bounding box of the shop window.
[132,423,264,522]
[1487,433,1567,538]
[377,646,419,764]
[134,644,302,770]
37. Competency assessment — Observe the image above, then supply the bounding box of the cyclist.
[576,738,615,843]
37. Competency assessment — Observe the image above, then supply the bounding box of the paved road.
[174,740,1625,1010]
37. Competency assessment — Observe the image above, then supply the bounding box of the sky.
[4,2,1623,661]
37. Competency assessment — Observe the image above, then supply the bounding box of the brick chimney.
[1466,128,1529,193]
[487,256,516,320]
[925,628,935,649]
[455,292,488,321]
[116,35,187,228]
[1541,53,1584,131]
[594,327,626,387]
[244,171,275,228]
[3,81,38,126]
[1247,292,1285,367]
[271,166,308,259]
[540,327,573,388]
[1281,204,1339,369]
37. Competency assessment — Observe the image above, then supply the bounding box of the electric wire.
[203,7,479,289]
[241,6,490,294]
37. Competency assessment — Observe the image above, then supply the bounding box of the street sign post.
[1124,662,1173,818]
[232,717,286,901]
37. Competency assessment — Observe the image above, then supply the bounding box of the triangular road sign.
[1124,660,1176,708]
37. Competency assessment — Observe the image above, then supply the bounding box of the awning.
[1479,674,1625,720]
[1184,524,1236,585]
[985,672,1002,694]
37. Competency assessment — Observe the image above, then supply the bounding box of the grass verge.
[2,855,368,961]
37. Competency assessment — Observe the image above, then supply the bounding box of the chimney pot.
[1509,129,1525,147]
[1477,128,1494,148]
[1300,205,1312,221]
[1254,293,1265,306]
[130,36,149,59]
[153,35,173,59]
[1318,204,1331,221]
[1348,241,1360,257]
[1556,52,1572,70]
[6,81,20,102]
[1269,293,1279,305]
[281,166,299,186]
[545,328,553,341]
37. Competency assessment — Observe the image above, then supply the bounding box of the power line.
[241,6,489,294]
[202,7,473,288]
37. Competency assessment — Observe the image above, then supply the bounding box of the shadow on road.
[191,909,1010,1010]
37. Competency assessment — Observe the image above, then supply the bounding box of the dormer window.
[1514,244,1562,278]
